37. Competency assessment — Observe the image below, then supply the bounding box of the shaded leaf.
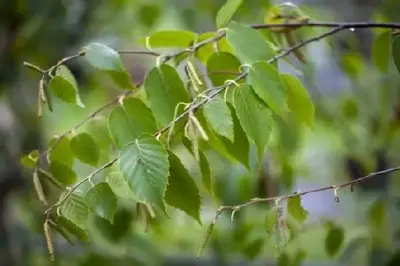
[226,22,275,64]
[277,252,290,266]
[293,249,307,266]
[265,207,278,235]
[143,64,190,126]
[84,43,133,90]
[287,195,308,224]
[49,137,75,167]
[216,0,243,28]
[206,51,241,88]
[249,61,287,117]
[118,135,169,210]
[108,98,157,149]
[392,35,400,74]
[195,32,233,64]
[372,31,391,73]
[106,172,136,200]
[281,74,314,127]
[199,151,213,196]
[325,223,345,257]
[49,161,77,185]
[85,182,118,223]
[56,216,89,242]
[233,84,272,161]
[165,152,201,224]
[241,237,264,260]
[20,150,39,169]
[139,30,196,48]
[219,102,250,168]
[49,76,83,106]
[203,95,234,141]
[55,65,85,107]
[60,194,90,229]
[70,133,100,166]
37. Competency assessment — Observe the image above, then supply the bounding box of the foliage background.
[1,0,400,265]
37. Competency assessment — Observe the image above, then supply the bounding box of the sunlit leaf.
[233,84,273,161]
[49,161,77,185]
[287,195,308,224]
[85,182,118,223]
[70,133,100,166]
[216,0,243,28]
[226,21,275,64]
[118,135,169,210]
[139,30,196,48]
[84,43,134,90]
[20,150,39,169]
[372,30,391,73]
[249,61,287,117]
[281,74,314,127]
[165,152,201,224]
[108,98,157,149]
[143,64,190,127]
[203,95,234,141]
[60,194,90,229]
[325,223,345,257]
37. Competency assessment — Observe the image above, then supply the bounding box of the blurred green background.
[1,0,400,265]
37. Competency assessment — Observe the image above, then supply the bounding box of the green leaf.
[60,194,90,229]
[108,98,157,149]
[206,51,241,87]
[49,161,77,185]
[84,43,133,90]
[372,31,391,73]
[216,0,243,28]
[392,35,400,74]
[49,137,75,167]
[281,74,314,127]
[106,172,136,200]
[241,237,264,260]
[249,61,287,117]
[325,223,344,257]
[199,151,213,196]
[20,150,39,169]
[287,195,308,224]
[118,135,169,210]
[85,182,118,223]
[139,30,196,48]
[368,200,387,229]
[292,249,307,266]
[165,152,201,224]
[233,84,273,161]
[195,32,233,64]
[277,252,290,266]
[219,102,250,168]
[54,65,85,107]
[203,95,234,141]
[49,76,83,106]
[226,21,275,64]
[265,207,278,235]
[56,216,89,242]
[143,64,190,127]
[70,133,100,166]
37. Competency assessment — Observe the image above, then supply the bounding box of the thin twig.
[197,166,400,257]
[117,50,161,56]
[44,158,118,215]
